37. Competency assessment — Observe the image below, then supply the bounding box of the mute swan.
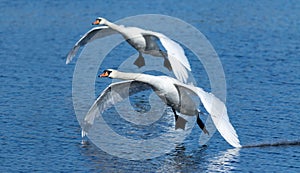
[82,69,241,148]
[66,17,191,83]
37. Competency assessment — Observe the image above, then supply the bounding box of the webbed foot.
[133,54,145,68]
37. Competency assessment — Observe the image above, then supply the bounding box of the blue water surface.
[1,0,300,172]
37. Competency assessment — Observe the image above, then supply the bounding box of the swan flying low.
[66,17,191,83]
[82,69,241,148]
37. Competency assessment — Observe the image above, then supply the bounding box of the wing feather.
[143,31,191,83]
[81,80,152,137]
[174,83,241,148]
[66,26,117,64]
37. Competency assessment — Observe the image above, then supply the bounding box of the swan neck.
[113,71,143,81]
[105,20,122,31]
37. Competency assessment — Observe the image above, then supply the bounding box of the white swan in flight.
[81,69,241,148]
[66,17,191,83]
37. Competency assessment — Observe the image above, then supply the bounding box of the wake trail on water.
[241,140,300,148]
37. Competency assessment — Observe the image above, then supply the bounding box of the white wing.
[82,80,152,137]
[66,26,118,64]
[174,83,241,148]
[144,31,191,83]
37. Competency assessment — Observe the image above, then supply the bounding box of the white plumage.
[66,17,191,83]
[82,69,241,148]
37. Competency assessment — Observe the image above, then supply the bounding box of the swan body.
[66,17,191,83]
[82,69,241,148]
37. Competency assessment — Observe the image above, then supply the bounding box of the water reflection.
[80,141,128,172]
[81,141,209,172]
[81,137,240,172]
[207,148,240,172]
[157,145,208,172]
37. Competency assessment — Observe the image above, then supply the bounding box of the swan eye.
[101,70,112,77]
[96,18,103,22]
[103,70,111,74]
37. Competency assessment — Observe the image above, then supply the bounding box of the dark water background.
[1,0,300,172]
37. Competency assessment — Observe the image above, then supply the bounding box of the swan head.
[99,69,117,78]
[92,17,108,25]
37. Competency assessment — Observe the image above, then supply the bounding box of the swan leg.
[197,114,209,135]
[160,50,172,71]
[172,108,187,130]
[133,53,145,68]
[164,59,172,71]
[172,108,178,121]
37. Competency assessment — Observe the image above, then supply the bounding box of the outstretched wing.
[143,31,191,83]
[66,26,117,64]
[82,80,152,137]
[174,83,241,148]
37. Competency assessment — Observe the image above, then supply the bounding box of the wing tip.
[232,142,242,148]
[225,131,242,148]
[81,130,87,138]
[66,53,73,64]
[187,65,192,71]
[229,138,242,148]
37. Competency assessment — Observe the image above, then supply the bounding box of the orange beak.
[92,19,100,25]
[99,71,109,77]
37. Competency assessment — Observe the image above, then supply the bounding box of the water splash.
[242,140,300,148]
